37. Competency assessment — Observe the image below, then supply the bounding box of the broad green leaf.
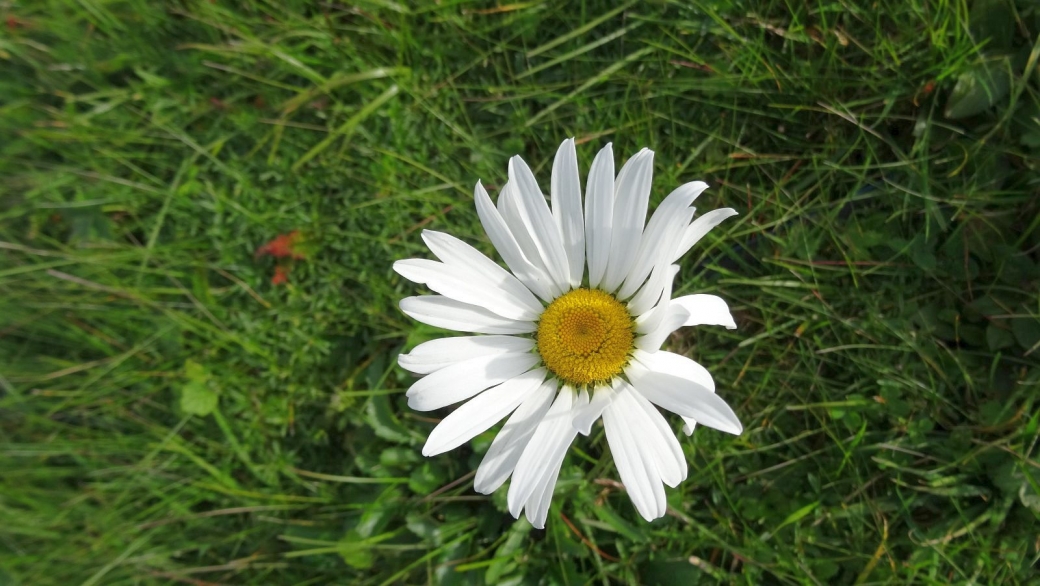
[958,324,985,347]
[1020,479,1040,513]
[336,530,396,570]
[184,359,208,382]
[181,381,217,416]
[969,0,1014,53]
[338,542,374,570]
[986,323,1014,351]
[909,234,937,271]
[379,447,419,468]
[1011,314,1040,352]
[407,461,445,495]
[365,395,414,444]
[944,57,1012,119]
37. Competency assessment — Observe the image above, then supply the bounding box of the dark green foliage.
[2,0,1038,584]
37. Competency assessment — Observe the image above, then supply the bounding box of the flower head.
[394,139,742,528]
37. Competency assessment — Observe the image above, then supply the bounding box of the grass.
[2,0,1039,584]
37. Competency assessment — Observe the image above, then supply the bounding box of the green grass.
[2,0,1039,584]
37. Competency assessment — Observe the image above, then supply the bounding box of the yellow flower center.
[536,288,634,387]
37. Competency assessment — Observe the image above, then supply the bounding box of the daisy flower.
[394,139,743,528]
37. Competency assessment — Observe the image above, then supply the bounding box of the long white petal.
[400,296,536,335]
[394,259,539,321]
[474,181,556,302]
[619,206,693,303]
[673,208,739,261]
[498,183,566,300]
[521,386,587,528]
[508,156,571,291]
[584,143,615,288]
[551,138,585,288]
[629,264,679,321]
[601,149,654,293]
[499,183,545,273]
[632,348,715,392]
[634,349,716,436]
[399,335,534,375]
[572,382,616,436]
[633,265,680,331]
[474,379,556,494]
[618,181,707,299]
[614,383,670,516]
[625,363,743,435]
[422,368,547,456]
[602,384,663,521]
[635,303,690,351]
[526,456,564,529]
[575,387,590,411]
[406,352,539,411]
[625,385,688,486]
[672,294,737,329]
[507,387,577,519]
[421,230,544,315]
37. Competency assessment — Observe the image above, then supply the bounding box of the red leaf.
[256,231,306,259]
[271,265,290,285]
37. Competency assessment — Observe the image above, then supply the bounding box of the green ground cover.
[2,1,1039,584]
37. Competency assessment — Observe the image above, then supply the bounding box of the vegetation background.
[2,0,1039,584]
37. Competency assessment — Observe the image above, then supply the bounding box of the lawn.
[2,1,1039,584]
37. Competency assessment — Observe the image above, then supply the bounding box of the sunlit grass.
[2,0,1039,584]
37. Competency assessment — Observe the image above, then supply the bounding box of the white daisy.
[395,139,743,528]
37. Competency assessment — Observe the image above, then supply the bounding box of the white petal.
[421,230,544,315]
[673,208,739,261]
[572,382,615,436]
[576,387,590,409]
[550,138,585,288]
[634,303,690,351]
[474,379,556,494]
[625,385,688,486]
[526,456,563,529]
[498,183,567,300]
[628,207,694,301]
[632,348,715,392]
[601,149,654,293]
[633,265,680,331]
[617,181,707,299]
[633,349,716,436]
[524,386,584,528]
[672,294,737,329]
[507,156,571,291]
[507,387,578,519]
[625,363,743,435]
[584,143,614,288]
[629,263,679,320]
[499,183,547,275]
[422,368,547,456]
[406,352,539,411]
[615,385,670,516]
[394,259,539,321]
[572,385,590,412]
[399,335,534,375]
[400,296,535,335]
[602,384,664,522]
[681,418,697,436]
[474,181,556,302]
